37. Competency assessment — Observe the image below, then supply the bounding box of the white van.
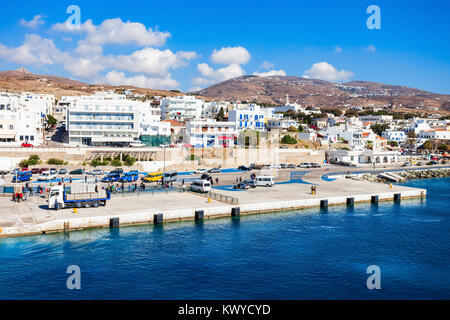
[38,170,56,181]
[255,176,275,187]
[190,179,212,193]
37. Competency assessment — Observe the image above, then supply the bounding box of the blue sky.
[0,0,449,93]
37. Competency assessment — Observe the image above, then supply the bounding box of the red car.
[31,168,41,174]
[21,143,33,148]
[21,168,29,172]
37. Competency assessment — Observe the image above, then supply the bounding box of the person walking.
[69,177,72,184]
[215,177,219,185]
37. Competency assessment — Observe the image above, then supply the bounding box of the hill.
[194,75,450,114]
[0,68,188,99]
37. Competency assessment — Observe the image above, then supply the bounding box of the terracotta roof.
[376,136,387,140]
[162,119,184,126]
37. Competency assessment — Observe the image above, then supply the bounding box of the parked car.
[190,179,211,193]
[279,145,289,149]
[45,136,51,141]
[255,176,275,187]
[49,168,57,175]
[38,171,56,181]
[110,168,124,175]
[58,168,68,174]
[280,164,287,169]
[430,160,438,165]
[238,166,251,171]
[31,168,41,174]
[417,161,425,166]
[130,141,146,148]
[21,143,33,148]
[69,169,84,175]
[235,182,250,190]
[195,168,208,174]
[298,163,311,168]
[310,163,321,168]
[102,173,121,183]
[287,164,296,169]
[89,169,104,176]
[402,162,412,167]
[208,168,221,173]
[244,179,256,188]
[200,173,211,181]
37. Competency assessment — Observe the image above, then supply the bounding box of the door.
[82,137,91,146]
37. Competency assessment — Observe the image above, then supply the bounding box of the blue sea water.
[0,178,449,299]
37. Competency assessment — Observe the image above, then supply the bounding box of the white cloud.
[53,18,171,47]
[253,69,286,77]
[20,15,46,28]
[198,63,244,80]
[109,48,196,77]
[367,44,376,52]
[0,34,68,65]
[105,71,179,89]
[260,61,274,70]
[303,62,353,81]
[210,46,250,65]
[334,46,343,53]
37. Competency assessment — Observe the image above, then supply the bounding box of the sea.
[0,177,449,299]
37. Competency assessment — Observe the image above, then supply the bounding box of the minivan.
[255,176,275,187]
[190,179,212,193]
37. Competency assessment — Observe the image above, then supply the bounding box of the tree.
[370,123,389,136]
[281,135,297,144]
[407,131,417,139]
[216,107,225,121]
[298,125,304,132]
[46,114,57,128]
[288,126,299,132]
[437,144,448,152]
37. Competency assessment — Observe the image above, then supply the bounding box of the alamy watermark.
[66,5,81,30]
[366,265,381,290]
[366,5,381,30]
[66,265,81,290]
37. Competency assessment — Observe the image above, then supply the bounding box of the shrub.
[90,158,109,167]
[122,155,137,166]
[281,135,297,144]
[19,154,40,167]
[111,158,122,167]
[47,158,66,165]
[288,126,299,132]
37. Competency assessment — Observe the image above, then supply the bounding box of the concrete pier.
[0,179,426,238]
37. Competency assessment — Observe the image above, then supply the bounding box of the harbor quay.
[0,178,426,238]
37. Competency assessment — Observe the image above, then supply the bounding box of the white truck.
[48,184,111,210]
[0,157,14,175]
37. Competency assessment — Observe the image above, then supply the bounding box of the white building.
[160,95,205,121]
[359,115,393,123]
[0,92,50,146]
[228,104,268,131]
[66,93,145,146]
[418,129,450,140]
[382,130,406,143]
[186,119,237,148]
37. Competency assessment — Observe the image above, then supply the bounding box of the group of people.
[311,185,318,195]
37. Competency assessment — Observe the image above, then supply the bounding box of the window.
[0,125,2,129]
[9,125,13,130]
[20,136,24,141]
[30,136,34,141]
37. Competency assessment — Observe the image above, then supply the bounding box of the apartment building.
[382,130,407,143]
[186,119,237,148]
[160,95,205,121]
[418,129,450,140]
[0,92,49,146]
[228,104,269,131]
[66,93,144,146]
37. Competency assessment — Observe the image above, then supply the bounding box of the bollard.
[109,217,119,228]
[371,195,379,204]
[394,193,401,203]
[320,199,328,208]
[231,207,240,217]
[346,197,354,206]
[195,210,204,221]
[153,213,163,224]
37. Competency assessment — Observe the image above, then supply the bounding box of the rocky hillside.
[194,75,450,114]
[0,68,186,99]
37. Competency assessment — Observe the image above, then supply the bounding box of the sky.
[0,0,449,93]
